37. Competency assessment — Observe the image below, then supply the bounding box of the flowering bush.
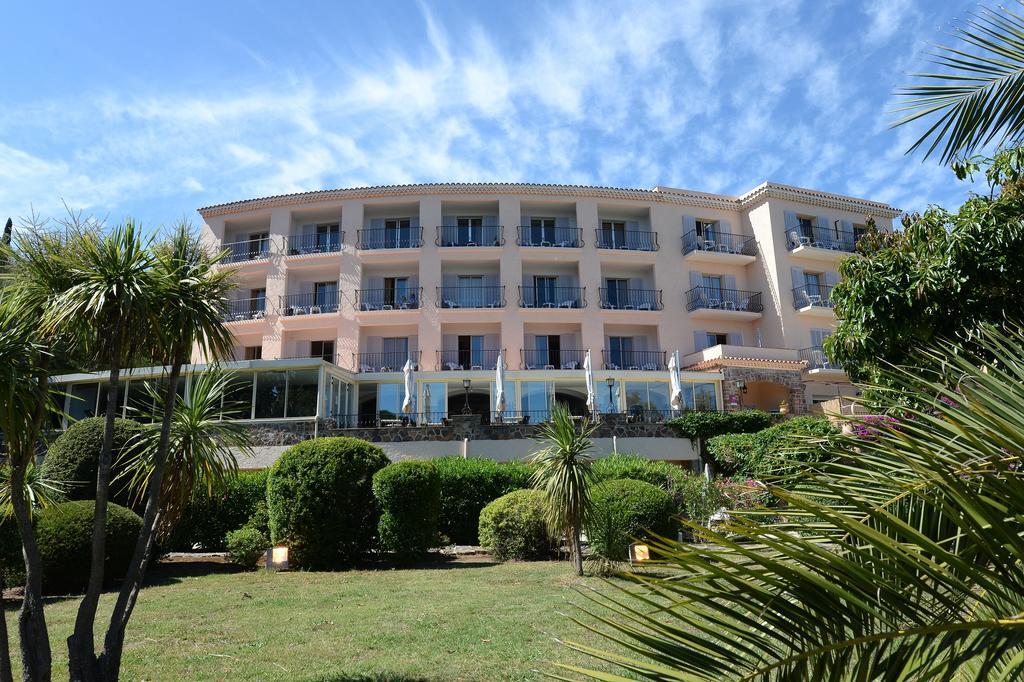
[849,415,901,440]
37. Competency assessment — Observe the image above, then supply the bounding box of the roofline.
[197,181,901,220]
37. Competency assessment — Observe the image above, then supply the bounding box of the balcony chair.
[720,300,736,311]
[642,363,657,371]
[470,364,483,371]
[558,299,576,308]
[561,361,579,370]
[638,302,652,311]
[443,299,459,309]
[807,294,823,307]
[445,362,463,371]
[288,306,307,316]
[309,305,322,315]
[606,363,620,370]
[737,298,750,312]
[360,364,374,373]
[702,239,716,251]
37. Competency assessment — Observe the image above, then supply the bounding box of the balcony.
[681,230,757,264]
[222,297,267,323]
[285,232,343,256]
[355,288,423,311]
[793,284,835,316]
[437,286,505,309]
[685,286,764,320]
[437,348,503,371]
[786,225,856,262]
[595,229,658,251]
[521,348,585,370]
[598,288,663,311]
[516,226,583,248]
[436,225,504,247]
[221,238,271,264]
[601,349,666,371]
[279,292,341,316]
[354,351,421,373]
[799,346,844,374]
[518,286,586,309]
[357,227,423,250]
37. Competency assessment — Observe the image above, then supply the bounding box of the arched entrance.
[720,366,807,414]
[742,381,790,412]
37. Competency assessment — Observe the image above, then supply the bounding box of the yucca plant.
[555,325,1024,681]
[530,403,598,576]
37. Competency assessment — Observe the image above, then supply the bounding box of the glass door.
[314,281,338,311]
[608,336,633,368]
[533,276,557,307]
[381,337,409,370]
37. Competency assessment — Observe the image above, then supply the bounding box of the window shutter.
[784,211,797,229]
[810,328,829,347]
[727,332,742,346]
[483,214,498,227]
[302,223,315,236]
[521,215,530,228]
[693,331,708,352]
[442,215,456,228]
[682,215,696,233]
[784,210,800,248]
[791,267,804,288]
[840,219,854,232]
[689,271,703,289]
[718,218,731,234]
[554,216,569,228]
[626,220,639,231]
[409,216,420,228]
[824,270,840,287]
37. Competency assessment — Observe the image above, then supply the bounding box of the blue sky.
[0,0,982,229]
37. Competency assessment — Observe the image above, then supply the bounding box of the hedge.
[587,479,675,562]
[168,469,269,551]
[433,457,532,544]
[478,489,554,561]
[267,437,390,569]
[707,415,839,479]
[40,417,145,508]
[666,410,774,441]
[373,461,441,559]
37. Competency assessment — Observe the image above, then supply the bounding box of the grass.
[9,558,631,681]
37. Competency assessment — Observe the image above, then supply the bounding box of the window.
[377,383,403,419]
[249,288,266,313]
[608,336,633,368]
[519,381,552,420]
[244,345,262,360]
[254,371,287,419]
[535,335,561,367]
[384,218,413,247]
[458,335,485,369]
[382,337,409,369]
[421,382,446,423]
[701,274,723,295]
[383,277,409,307]
[695,220,717,240]
[458,275,484,307]
[248,232,270,256]
[596,379,620,413]
[530,217,555,244]
[853,223,868,242]
[706,332,728,347]
[601,220,626,247]
[533,276,557,306]
[315,223,340,250]
[67,383,99,421]
[313,281,338,310]
[310,340,334,361]
[605,278,628,308]
[693,382,718,410]
[456,216,483,245]
[286,369,319,417]
[797,216,815,239]
[804,271,822,292]
[222,372,255,419]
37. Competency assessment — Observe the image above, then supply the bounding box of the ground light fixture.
[265,545,289,571]
[628,543,650,564]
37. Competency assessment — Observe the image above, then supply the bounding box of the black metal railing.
[279,292,341,316]
[518,286,585,309]
[357,227,424,250]
[685,287,764,313]
[437,285,505,308]
[353,351,421,373]
[436,225,504,247]
[332,412,446,428]
[785,224,856,252]
[280,352,339,364]
[223,297,267,322]
[521,348,585,370]
[489,410,560,425]
[355,288,423,311]
[792,284,835,309]
[595,229,659,251]
[437,348,503,371]
[601,350,666,371]
[516,226,583,247]
[681,230,757,256]
[285,232,343,256]
[598,288,663,311]
[799,346,842,371]
[222,238,271,264]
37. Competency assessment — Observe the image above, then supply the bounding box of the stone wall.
[720,366,807,414]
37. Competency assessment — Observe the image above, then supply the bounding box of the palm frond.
[530,404,599,534]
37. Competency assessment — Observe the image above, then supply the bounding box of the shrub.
[373,460,441,559]
[666,410,774,441]
[40,417,144,507]
[35,500,142,594]
[707,415,839,479]
[225,526,267,569]
[592,453,687,488]
[478,489,554,561]
[433,457,532,544]
[168,469,269,551]
[266,437,390,569]
[587,479,675,562]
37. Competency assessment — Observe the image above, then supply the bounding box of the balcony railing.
[785,225,856,252]
[437,285,505,308]
[437,348,503,371]
[598,288,663,311]
[595,228,659,251]
[285,232,342,256]
[280,352,339,364]
[222,297,267,322]
[516,226,583,247]
[521,348,585,370]
[353,351,421,373]
[222,238,271,264]
[356,227,424,250]
[799,346,843,371]
[436,225,504,247]
[333,412,447,428]
[685,287,764,313]
[793,284,835,309]
[601,350,666,371]
[279,292,341,316]
[355,288,423,311]
[518,286,586,309]
[681,230,757,256]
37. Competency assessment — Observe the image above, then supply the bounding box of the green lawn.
[12,558,632,681]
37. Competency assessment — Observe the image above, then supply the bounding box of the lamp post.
[605,377,615,413]
[462,378,472,415]
[423,384,431,421]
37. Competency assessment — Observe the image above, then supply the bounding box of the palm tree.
[894,3,1024,164]
[530,403,598,576]
[96,224,236,681]
[556,325,1024,680]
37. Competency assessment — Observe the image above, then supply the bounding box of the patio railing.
[681,230,757,256]
[435,225,504,247]
[601,349,666,371]
[792,284,835,309]
[598,288,663,311]
[436,285,505,308]
[222,297,267,322]
[518,286,585,309]
[353,351,421,373]
[521,348,585,370]
[685,286,764,313]
[436,348,504,371]
[595,228,659,251]
[354,288,423,311]
[221,238,271,264]
[799,346,843,371]
[785,224,856,252]
[285,232,343,256]
[356,227,424,250]
[279,292,341,316]
[515,226,583,247]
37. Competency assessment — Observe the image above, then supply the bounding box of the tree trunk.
[68,339,122,682]
[0,574,13,682]
[571,525,584,576]
[10,461,50,682]
[100,353,183,680]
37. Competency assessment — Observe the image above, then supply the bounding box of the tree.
[825,149,1024,389]
[557,325,1024,680]
[529,403,597,576]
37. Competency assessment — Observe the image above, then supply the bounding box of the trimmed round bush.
[433,457,532,544]
[40,417,144,507]
[587,479,675,562]
[225,526,267,569]
[36,500,142,594]
[266,437,390,569]
[478,489,554,561]
[168,469,270,551]
[373,461,441,559]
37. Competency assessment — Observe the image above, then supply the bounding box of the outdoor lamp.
[605,378,615,412]
[265,545,289,571]
[734,380,748,394]
[462,378,472,414]
[628,543,650,563]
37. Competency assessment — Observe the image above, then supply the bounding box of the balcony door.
[533,276,557,307]
[602,220,626,247]
[458,275,483,307]
[316,223,340,251]
[530,217,555,245]
[385,218,412,248]
[702,274,723,300]
[804,271,823,299]
[535,334,561,367]
[458,335,485,369]
[247,232,270,258]
[608,336,633,369]
[310,340,335,362]
[457,216,483,245]
[383,277,409,307]
[313,281,338,310]
[382,337,409,369]
[249,287,266,315]
[605,278,628,308]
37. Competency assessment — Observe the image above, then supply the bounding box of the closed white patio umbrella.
[494,350,507,413]
[584,349,596,414]
[402,357,415,414]
[669,350,684,411]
